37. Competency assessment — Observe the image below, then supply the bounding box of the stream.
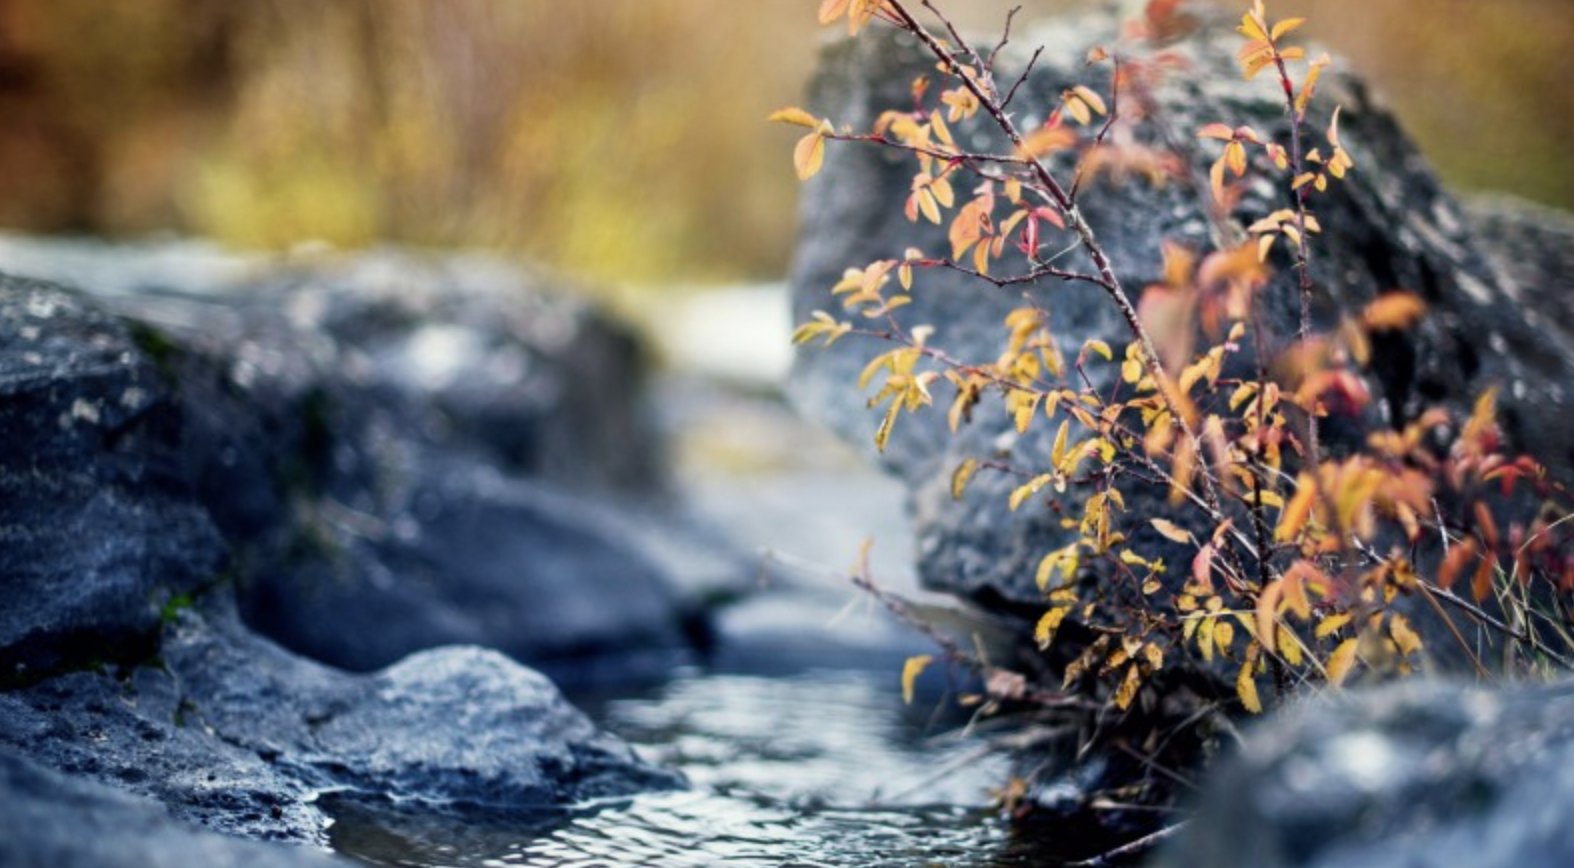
[325,667,1057,867]
[323,371,1066,867]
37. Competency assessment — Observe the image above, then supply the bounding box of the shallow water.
[328,668,1056,867]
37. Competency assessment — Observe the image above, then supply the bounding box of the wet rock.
[0,604,684,847]
[1162,680,1574,868]
[0,750,344,868]
[0,275,227,683]
[788,20,1574,623]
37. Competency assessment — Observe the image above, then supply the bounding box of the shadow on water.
[325,669,1067,867]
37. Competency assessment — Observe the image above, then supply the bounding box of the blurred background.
[0,0,1569,294]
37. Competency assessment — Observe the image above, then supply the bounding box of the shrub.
[780,0,1574,727]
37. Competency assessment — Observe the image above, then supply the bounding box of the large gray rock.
[0,750,344,868]
[0,242,722,682]
[1163,680,1574,868]
[788,19,1574,621]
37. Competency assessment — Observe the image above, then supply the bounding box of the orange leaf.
[1437,539,1478,591]
[1362,292,1427,331]
[1471,553,1498,603]
[794,131,826,180]
[1151,518,1192,544]
[1275,473,1318,542]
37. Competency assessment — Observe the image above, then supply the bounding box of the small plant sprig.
[780,0,1574,721]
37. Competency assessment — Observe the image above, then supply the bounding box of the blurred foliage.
[0,0,1568,286]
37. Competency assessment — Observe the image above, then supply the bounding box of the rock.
[0,750,345,868]
[0,252,691,848]
[0,239,723,682]
[1161,680,1574,868]
[0,275,228,683]
[788,19,1574,621]
[0,603,684,846]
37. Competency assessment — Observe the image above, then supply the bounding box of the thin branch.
[1000,46,1042,111]
[985,5,1022,72]
[882,0,1229,527]
[1066,821,1191,868]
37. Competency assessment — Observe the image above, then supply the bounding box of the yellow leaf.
[917,187,942,224]
[1034,607,1069,649]
[1389,615,1423,657]
[1214,620,1235,657]
[951,458,979,501]
[873,400,901,453]
[1142,642,1164,671]
[794,132,826,180]
[1083,339,1113,361]
[1238,11,1269,43]
[1257,233,1276,263]
[1051,419,1071,469]
[1010,475,1053,511]
[1113,663,1142,710]
[1073,85,1108,117]
[1326,638,1359,686]
[1315,612,1352,639]
[1270,17,1306,40]
[1151,518,1191,544]
[1237,659,1262,713]
[769,106,820,128]
[1277,624,1304,666]
[1036,544,1079,590]
[901,654,933,705]
[1197,618,1215,662]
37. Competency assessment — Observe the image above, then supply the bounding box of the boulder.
[788,19,1574,621]
[0,750,344,868]
[1162,680,1574,868]
[0,240,723,682]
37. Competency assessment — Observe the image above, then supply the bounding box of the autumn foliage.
[781,0,1574,723]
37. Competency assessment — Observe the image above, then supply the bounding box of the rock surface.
[1163,680,1574,868]
[788,19,1574,620]
[0,750,344,868]
[0,275,228,683]
[0,629,685,850]
[0,240,726,683]
[0,607,682,846]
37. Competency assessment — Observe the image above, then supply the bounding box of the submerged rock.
[788,18,1574,642]
[1163,680,1574,868]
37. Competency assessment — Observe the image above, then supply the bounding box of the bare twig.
[1066,821,1191,867]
